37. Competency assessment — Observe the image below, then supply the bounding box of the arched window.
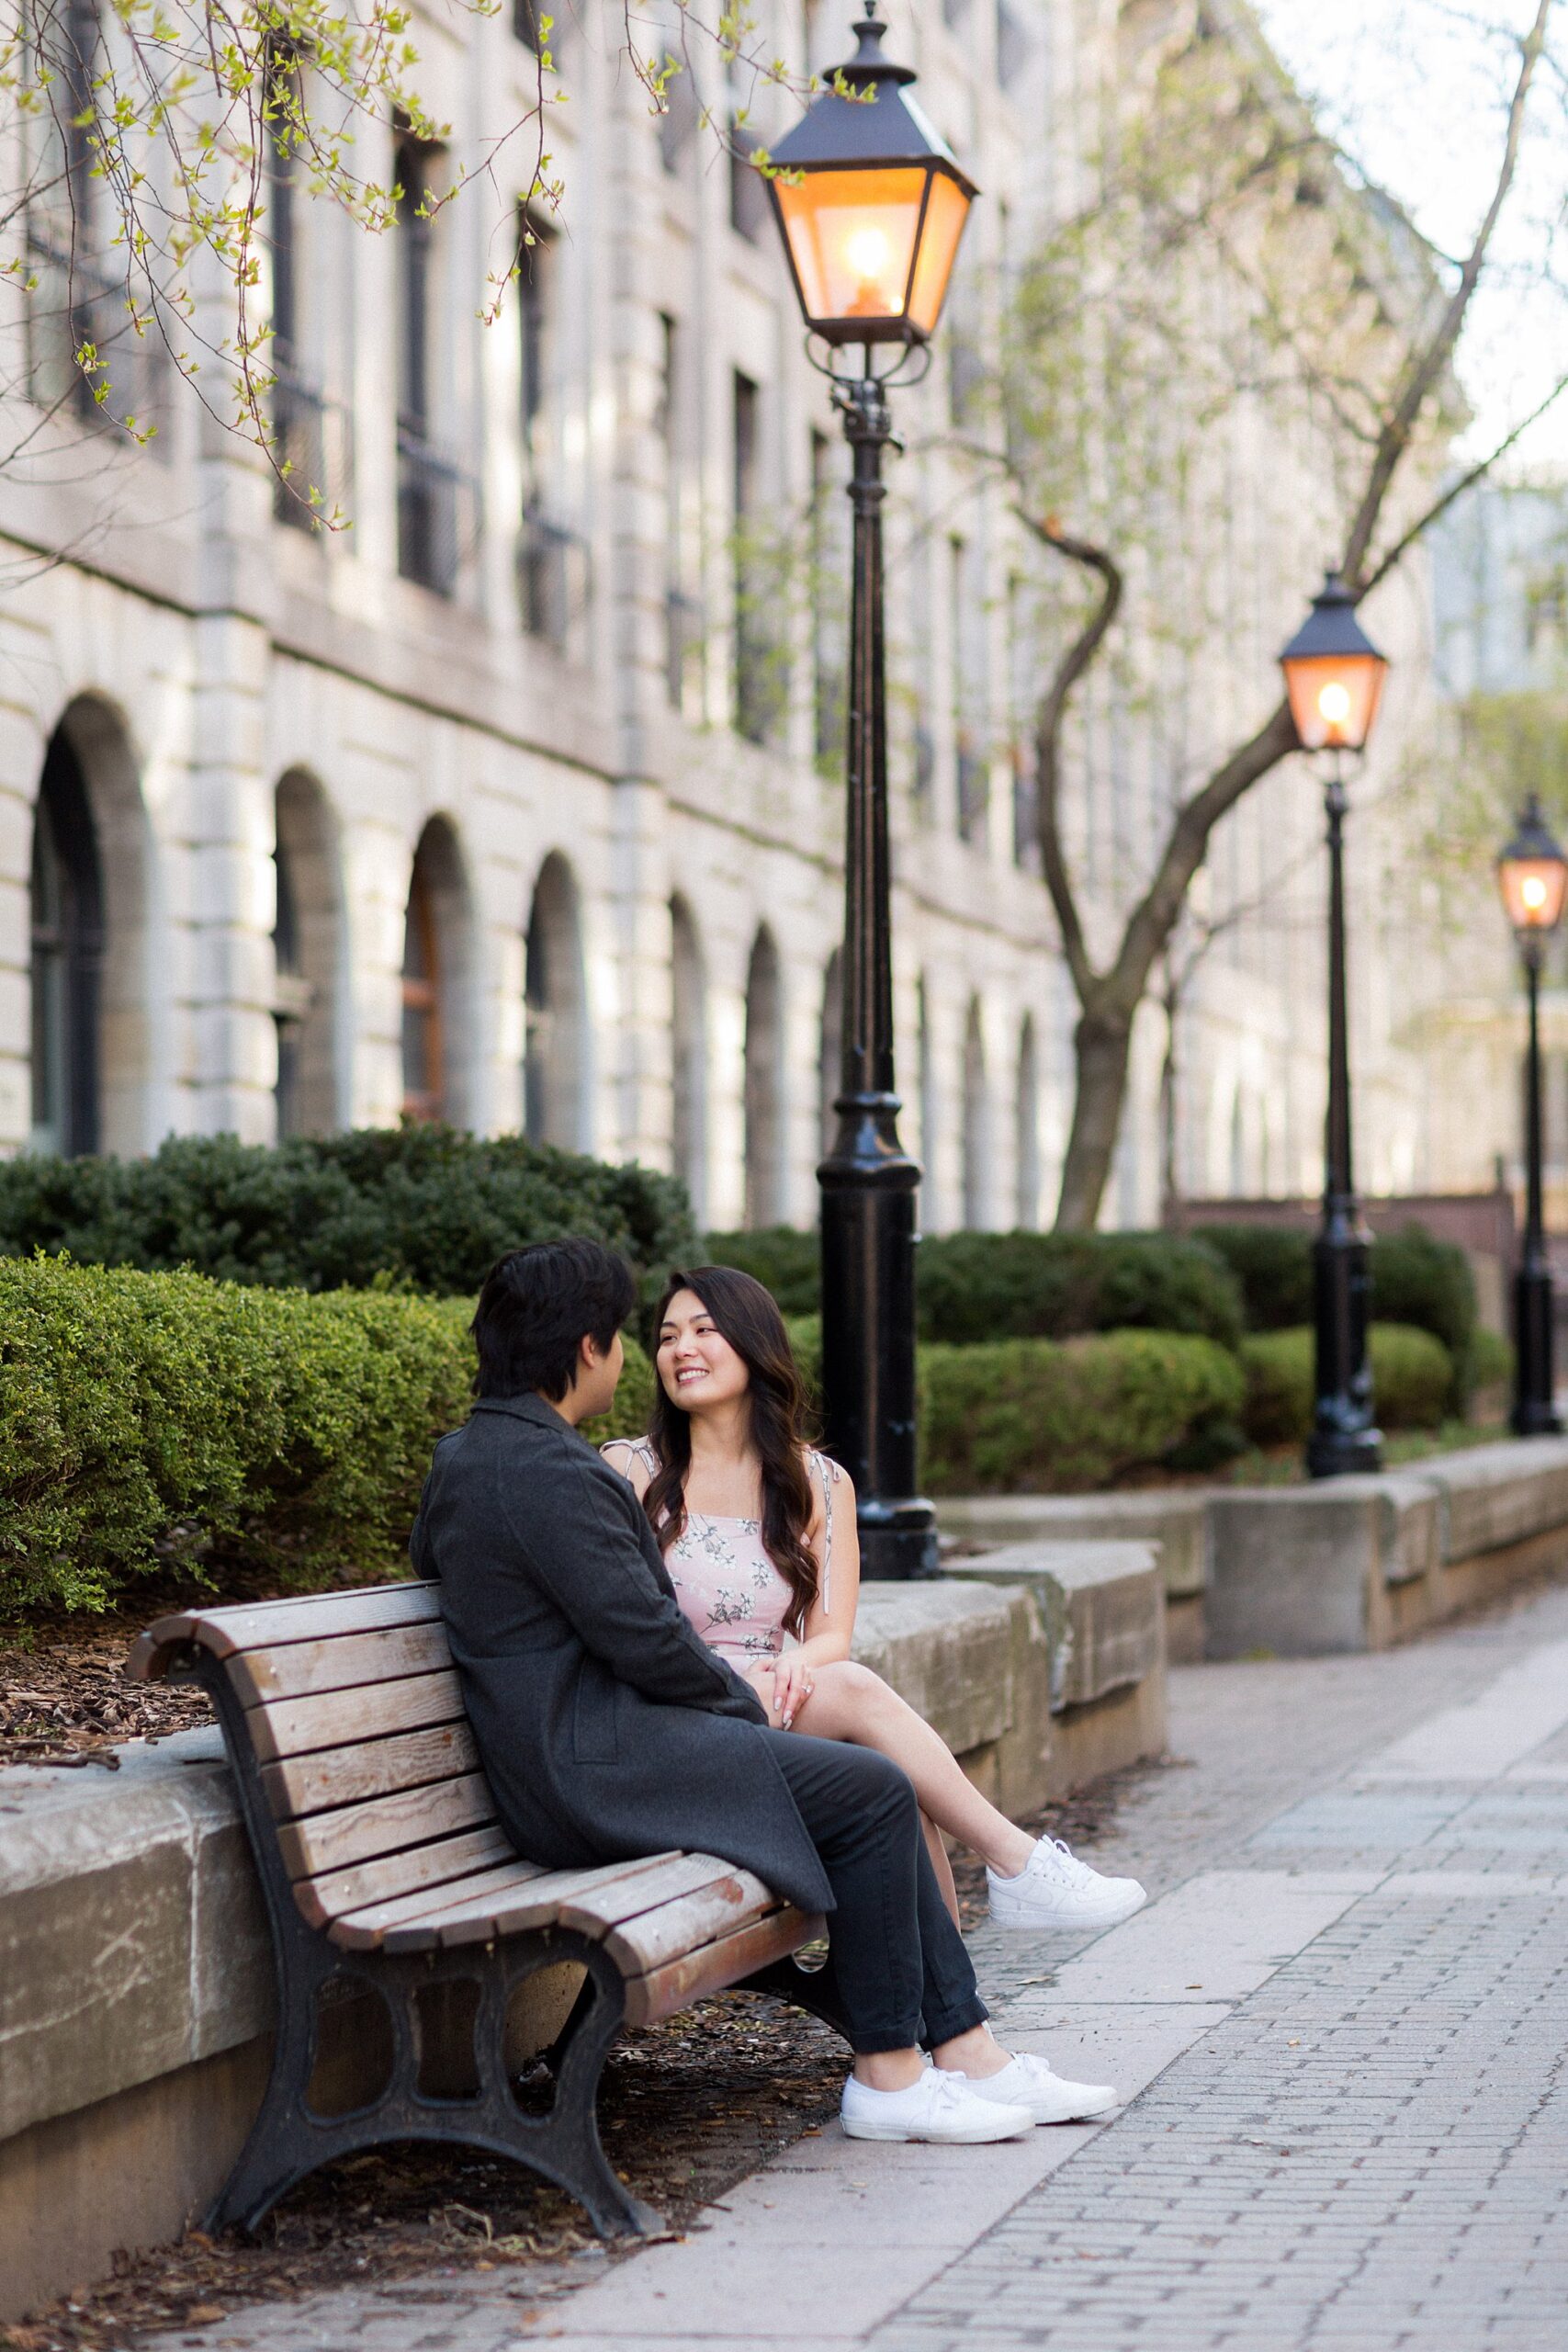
[1015,1014,1041,1229]
[525,852,589,1148]
[743,925,784,1227]
[962,996,989,1228]
[671,894,707,1223]
[274,772,343,1138]
[401,854,444,1122]
[29,728,103,1156]
[401,819,471,1125]
[818,947,842,1158]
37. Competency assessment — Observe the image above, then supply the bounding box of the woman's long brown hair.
[645,1265,819,1635]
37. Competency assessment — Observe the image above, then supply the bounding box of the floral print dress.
[601,1438,840,1665]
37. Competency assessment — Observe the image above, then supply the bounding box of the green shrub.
[0,1254,655,1621]
[1239,1322,1454,1448]
[919,1330,1246,1495]
[703,1227,820,1316]
[1372,1227,1476,1401]
[1190,1225,1313,1331]
[1467,1326,1514,1400]
[710,1227,1246,1348]
[0,1128,697,1300]
[1196,1220,1478,1409]
[914,1229,1244,1351]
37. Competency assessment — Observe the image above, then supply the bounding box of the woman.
[603,1264,1146,1932]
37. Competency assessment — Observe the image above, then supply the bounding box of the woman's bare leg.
[789,1662,1034,1878]
[921,1807,962,1928]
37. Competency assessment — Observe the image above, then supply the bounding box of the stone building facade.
[0,0,1508,1233]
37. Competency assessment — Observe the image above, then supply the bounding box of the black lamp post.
[1280,572,1389,1479]
[764,17,976,1576]
[1497,797,1568,1436]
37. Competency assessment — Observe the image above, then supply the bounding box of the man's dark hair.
[471,1238,637,1400]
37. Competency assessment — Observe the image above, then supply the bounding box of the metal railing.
[271,367,355,530]
[397,426,481,596]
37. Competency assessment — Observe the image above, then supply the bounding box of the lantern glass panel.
[1500,854,1568,934]
[1282,650,1386,752]
[773,165,927,328]
[907,170,971,335]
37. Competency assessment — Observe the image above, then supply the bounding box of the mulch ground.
[1,1608,1138,2351]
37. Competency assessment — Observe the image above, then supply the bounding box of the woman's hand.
[768,1652,816,1730]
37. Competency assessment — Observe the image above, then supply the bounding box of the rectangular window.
[395,140,471,594]
[660,312,698,707]
[732,372,774,741]
[951,534,988,845]
[811,428,847,767]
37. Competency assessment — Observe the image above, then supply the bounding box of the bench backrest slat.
[276,1770,494,1883]
[295,1823,518,1928]
[261,1720,480,1822]
[229,1622,453,1707]
[245,1668,467,1766]
[130,1582,442,1679]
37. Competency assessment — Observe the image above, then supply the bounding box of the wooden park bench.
[131,1581,840,2239]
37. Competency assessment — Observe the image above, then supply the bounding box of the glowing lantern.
[1499,797,1568,940]
[1280,572,1388,753]
[765,16,977,347]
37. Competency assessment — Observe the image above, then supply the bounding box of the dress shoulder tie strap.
[808,1447,837,1615]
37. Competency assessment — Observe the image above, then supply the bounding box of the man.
[412,1237,1116,2143]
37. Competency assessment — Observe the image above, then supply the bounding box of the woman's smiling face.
[656,1287,750,1414]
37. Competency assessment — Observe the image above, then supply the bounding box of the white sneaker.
[953,2051,1119,2124]
[840,2066,1034,2143]
[987,1836,1147,1930]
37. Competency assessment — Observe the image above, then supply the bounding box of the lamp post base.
[1305,1422,1384,1480]
[1512,1261,1561,1437]
[855,1500,942,1582]
[819,1100,938,1584]
[1305,1213,1382,1481]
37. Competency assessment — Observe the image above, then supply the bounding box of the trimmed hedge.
[914,1230,1243,1350]
[1195,1221,1477,1374]
[704,1227,820,1316]
[1,1254,655,1621]
[708,1227,1245,1350]
[0,1128,697,1300]
[919,1331,1246,1495]
[1238,1323,1453,1449]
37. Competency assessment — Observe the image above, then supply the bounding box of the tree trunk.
[1054,999,1134,1233]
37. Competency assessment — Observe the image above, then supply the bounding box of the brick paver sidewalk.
[141,1581,1568,2352]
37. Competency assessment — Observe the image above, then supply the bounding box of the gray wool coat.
[409,1392,835,1917]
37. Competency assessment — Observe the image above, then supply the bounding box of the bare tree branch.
[1340,0,1553,586]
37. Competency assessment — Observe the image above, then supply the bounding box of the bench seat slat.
[295,1824,517,1928]
[130,1583,441,1679]
[277,1770,494,1882]
[261,1720,480,1822]
[551,1851,745,1940]
[328,1857,550,1949]
[599,1871,778,1976]
[245,1669,467,1765]
[623,1907,824,2029]
[229,1622,454,1707]
[380,1850,709,1953]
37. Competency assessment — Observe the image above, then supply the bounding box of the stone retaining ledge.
[942,1437,1568,1661]
[0,1555,1168,2319]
